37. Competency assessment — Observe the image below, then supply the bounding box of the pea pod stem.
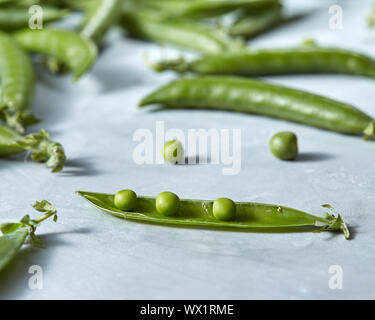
[0,125,66,172]
[151,46,375,78]
[77,191,350,239]
[139,76,375,139]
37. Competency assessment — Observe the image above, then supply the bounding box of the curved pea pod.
[0,125,66,172]
[152,46,375,78]
[77,191,350,239]
[80,0,123,44]
[0,31,35,133]
[139,76,375,139]
[135,0,279,19]
[13,28,98,80]
[0,6,69,31]
[120,9,245,54]
[0,200,57,273]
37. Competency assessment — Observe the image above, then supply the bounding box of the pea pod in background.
[0,6,69,31]
[152,46,375,78]
[139,76,375,139]
[133,0,280,19]
[79,0,123,44]
[13,28,97,80]
[77,191,350,239]
[228,2,283,37]
[120,9,245,54]
[0,31,35,133]
[41,0,121,75]
[0,200,57,273]
[0,125,66,172]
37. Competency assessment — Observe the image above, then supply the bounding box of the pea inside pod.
[213,197,236,221]
[156,191,180,216]
[114,189,137,211]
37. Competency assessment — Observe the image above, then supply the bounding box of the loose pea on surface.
[213,197,236,221]
[269,131,298,160]
[156,191,180,216]
[162,139,184,164]
[114,189,137,211]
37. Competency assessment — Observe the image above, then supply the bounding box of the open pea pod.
[77,191,350,239]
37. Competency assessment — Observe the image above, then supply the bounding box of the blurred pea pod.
[133,0,280,19]
[79,0,123,44]
[228,2,282,37]
[0,31,35,133]
[0,6,69,31]
[120,9,245,54]
[43,0,122,75]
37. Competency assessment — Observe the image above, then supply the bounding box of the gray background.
[0,0,374,299]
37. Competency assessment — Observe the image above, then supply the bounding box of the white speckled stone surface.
[0,0,374,299]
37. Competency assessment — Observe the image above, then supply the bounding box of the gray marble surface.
[0,0,374,299]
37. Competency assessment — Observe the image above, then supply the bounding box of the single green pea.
[213,197,236,221]
[270,131,298,160]
[156,191,180,216]
[162,139,184,164]
[114,189,137,211]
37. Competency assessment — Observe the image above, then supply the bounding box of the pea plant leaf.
[0,227,29,272]
[0,200,58,273]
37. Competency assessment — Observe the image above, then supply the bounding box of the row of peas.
[114,190,236,221]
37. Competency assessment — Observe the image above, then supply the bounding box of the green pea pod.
[13,28,98,80]
[0,200,57,273]
[0,6,69,31]
[133,0,279,19]
[0,31,35,133]
[77,191,350,239]
[80,0,123,44]
[139,76,375,139]
[228,3,282,37]
[152,46,375,78]
[0,125,66,172]
[120,9,245,54]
